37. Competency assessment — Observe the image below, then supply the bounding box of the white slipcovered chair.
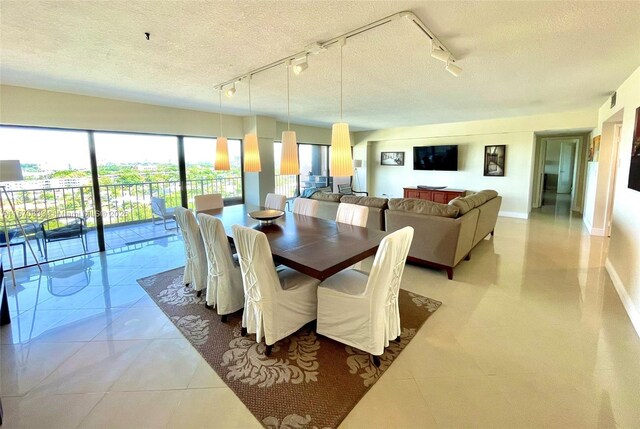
[336,202,368,227]
[316,226,414,366]
[151,197,176,229]
[292,198,319,217]
[264,193,286,211]
[174,207,207,295]
[232,225,320,355]
[197,213,244,320]
[194,193,223,212]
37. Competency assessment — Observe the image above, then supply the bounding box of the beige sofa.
[385,190,501,279]
[308,193,388,230]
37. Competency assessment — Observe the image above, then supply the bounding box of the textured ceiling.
[1,1,640,131]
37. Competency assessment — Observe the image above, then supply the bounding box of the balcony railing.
[275,174,298,198]
[3,177,243,227]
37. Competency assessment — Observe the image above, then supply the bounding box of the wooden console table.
[403,187,465,204]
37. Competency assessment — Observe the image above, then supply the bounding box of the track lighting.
[293,57,308,75]
[431,46,450,63]
[225,83,236,97]
[445,61,462,77]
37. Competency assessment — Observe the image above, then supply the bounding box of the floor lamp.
[353,159,363,192]
[1,160,41,288]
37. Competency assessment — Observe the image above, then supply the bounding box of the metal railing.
[2,177,243,227]
[275,175,298,198]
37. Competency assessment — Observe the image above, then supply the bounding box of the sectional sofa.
[305,189,502,279]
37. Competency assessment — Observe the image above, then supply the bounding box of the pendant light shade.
[280,130,299,175]
[214,137,230,170]
[243,133,261,172]
[330,123,353,177]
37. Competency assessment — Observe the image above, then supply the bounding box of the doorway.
[533,133,588,217]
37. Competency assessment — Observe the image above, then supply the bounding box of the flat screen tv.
[413,145,458,171]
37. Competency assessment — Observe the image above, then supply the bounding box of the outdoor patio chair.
[337,183,368,196]
[40,216,87,260]
[151,197,177,230]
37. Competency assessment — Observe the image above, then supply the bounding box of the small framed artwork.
[484,145,506,176]
[628,106,640,192]
[381,151,404,166]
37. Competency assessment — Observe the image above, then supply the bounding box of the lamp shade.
[280,130,299,175]
[243,133,262,172]
[214,137,231,170]
[330,123,354,177]
[0,160,24,182]
[353,159,363,169]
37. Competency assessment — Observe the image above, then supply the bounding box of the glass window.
[0,126,96,265]
[184,137,243,208]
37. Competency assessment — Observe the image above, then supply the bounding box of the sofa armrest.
[385,209,479,267]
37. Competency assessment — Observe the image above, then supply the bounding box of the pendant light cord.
[248,77,252,115]
[340,42,343,121]
[286,64,291,130]
[218,90,223,136]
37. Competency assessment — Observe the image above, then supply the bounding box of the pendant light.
[243,76,262,172]
[280,60,299,176]
[330,38,354,177]
[215,89,230,170]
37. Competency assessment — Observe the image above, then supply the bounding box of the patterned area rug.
[138,267,441,429]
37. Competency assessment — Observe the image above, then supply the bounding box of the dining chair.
[150,197,176,230]
[232,225,320,356]
[264,193,286,211]
[316,226,414,367]
[292,198,319,217]
[194,193,223,212]
[174,207,207,296]
[197,213,244,320]
[336,202,369,227]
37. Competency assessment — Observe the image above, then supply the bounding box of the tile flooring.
[1,202,640,428]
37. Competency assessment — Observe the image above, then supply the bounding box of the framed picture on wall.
[381,151,404,166]
[484,145,506,176]
[629,106,640,192]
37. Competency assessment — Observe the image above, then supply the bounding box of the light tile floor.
[1,202,640,428]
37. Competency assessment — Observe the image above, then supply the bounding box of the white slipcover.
[174,207,207,292]
[292,198,318,217]
[316,226,414,356]
[336,202,368,227]
[197,214,244,314]
[194,193,223,211]
[264,193,286,211]
[232,225,320,346]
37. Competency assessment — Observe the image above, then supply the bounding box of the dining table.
[198,204,389,281]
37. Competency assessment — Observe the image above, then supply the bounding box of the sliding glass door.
[0,126,97,266]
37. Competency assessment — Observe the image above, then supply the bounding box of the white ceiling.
[1,1,640,131]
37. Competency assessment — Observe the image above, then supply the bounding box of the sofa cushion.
[340,195,388,209]
[449,191,494,215]
[389,198,459,218]
[477,189,498,200]
[310,192,342,202]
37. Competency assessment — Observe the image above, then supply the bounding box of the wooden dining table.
[198,204,389,281]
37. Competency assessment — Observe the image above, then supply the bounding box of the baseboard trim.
[498,211,528,219]
[606,258,640,338]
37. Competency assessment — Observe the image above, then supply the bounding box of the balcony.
[1,177,242,268]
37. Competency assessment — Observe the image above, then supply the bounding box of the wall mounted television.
[413,145,458,171]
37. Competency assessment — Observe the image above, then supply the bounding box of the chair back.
[336,202,368,227]
[232,225,281,342]
[292,198,319,217]
[365,226,414,338]
[265,193,286,211]
[151,197,166,215]
[40,216,85,239]
[197,213,237,297]
[174,207,207,290]
[194,193,223,211]
[338,183,354,195]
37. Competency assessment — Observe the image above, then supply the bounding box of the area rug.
[138,267,441,429]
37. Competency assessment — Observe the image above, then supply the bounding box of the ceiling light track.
[213,10,458,91]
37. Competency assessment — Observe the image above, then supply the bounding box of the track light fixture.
[430,43,450,62]
[225,83,236,97]
[445,61,462,77]
[293,56,308,75]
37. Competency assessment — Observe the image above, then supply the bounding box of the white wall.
[354,109,597,218]
[596,66,640,336]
